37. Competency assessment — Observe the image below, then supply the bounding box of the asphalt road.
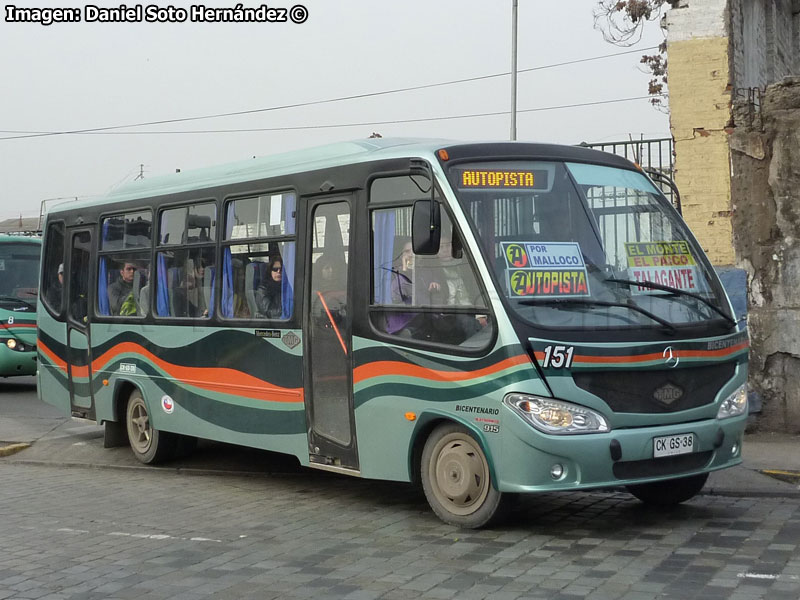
[2,379,800,599]
[0,376,64,443]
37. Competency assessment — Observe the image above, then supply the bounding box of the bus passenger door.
[304,197,359,471]
[65,229,96,419]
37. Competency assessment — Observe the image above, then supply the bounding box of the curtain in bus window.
[221,249,234,317]
[221,203,235,318]
[281,193,296,319]
[207,266,216,318]
[156,253,169,316]
[97,221,112,315]
[97,257,110,315]
[373,210,396,304]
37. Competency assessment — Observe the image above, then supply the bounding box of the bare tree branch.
[594,1,678,108]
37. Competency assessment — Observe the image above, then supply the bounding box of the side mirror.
[412,200,441,255]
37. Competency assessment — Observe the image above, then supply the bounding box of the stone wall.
[731,0,798,90]
[729,77,800,433]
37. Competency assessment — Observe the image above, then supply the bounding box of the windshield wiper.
[604,278,736,327]
[517,297,676,334]
[0,295,35,310]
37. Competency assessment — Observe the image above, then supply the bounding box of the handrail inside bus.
[316,291,347,356]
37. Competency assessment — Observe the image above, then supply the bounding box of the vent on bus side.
[573,363,736,414]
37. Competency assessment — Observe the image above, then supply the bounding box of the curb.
[2,458,324,480]
[705,488,800,499]
[760,469,800,485]
[0,443,31,457]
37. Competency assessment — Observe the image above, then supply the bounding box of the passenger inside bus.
[108,261,137,315]
[173,259,208,318]
[255,256,283,318]
[230,258,251,318]
[312,252,348,355]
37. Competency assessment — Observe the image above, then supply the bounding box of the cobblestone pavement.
[1,463,799,600]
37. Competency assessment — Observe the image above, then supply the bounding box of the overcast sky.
[0,0,669,221]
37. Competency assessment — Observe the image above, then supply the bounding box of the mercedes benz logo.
[663,346,680,368]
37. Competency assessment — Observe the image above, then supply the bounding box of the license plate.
[653,433,695,458]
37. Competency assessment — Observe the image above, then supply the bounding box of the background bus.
[0,235,41,378]
[37,139,748,527]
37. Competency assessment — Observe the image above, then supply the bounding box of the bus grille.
[613,451,713,479]
[573,363,736,414]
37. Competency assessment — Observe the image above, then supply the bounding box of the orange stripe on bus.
[353,354,530,385]
[91,342,303,403]
[38,340,68,372]
[40,340,302,403]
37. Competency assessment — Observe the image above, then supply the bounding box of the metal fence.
[580,138,678,212]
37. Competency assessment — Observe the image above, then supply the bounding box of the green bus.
[0,235,41,378]
[37,139,748,527]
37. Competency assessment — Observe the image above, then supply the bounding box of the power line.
[14,96,658,136]
[0,46,658,142]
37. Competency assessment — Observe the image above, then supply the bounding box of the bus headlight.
[717,384,747,419]
[504,394,609,434]
[2,338,30,352]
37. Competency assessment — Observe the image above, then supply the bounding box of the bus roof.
[47,138,636,214]
[0,234,41,244]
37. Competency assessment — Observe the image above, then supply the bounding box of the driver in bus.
[46,263,64,309]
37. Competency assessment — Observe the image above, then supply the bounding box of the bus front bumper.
[0,345,37,377]
[496,412,747,493]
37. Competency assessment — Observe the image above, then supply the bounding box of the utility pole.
[510,0,519,141]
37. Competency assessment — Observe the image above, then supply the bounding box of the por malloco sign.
[503,242,591,298]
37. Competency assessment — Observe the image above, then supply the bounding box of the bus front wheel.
[421,423,511,528]
[626,472,709,505]
[125,390,176,464]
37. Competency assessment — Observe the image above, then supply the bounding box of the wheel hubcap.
[431,435,489,515]
[128,400,152,454]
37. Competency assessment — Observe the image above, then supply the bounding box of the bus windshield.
[0,241,40,311]
[449,160,733,331]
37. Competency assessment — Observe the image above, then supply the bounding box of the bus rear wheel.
[626,473,709,506]
[125,389,176,464]
[421,423,511,528]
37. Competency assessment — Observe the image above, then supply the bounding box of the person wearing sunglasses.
[255,256,283,318]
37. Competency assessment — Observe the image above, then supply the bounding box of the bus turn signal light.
[405,412,417,421]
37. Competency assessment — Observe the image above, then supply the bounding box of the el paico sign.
[624,241,702,293]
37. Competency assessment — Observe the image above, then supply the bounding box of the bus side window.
[156,249,214,319]
[221,192,296,321]
[42,222,65,315]
[97,211,152,318]
[369,175,493,348]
